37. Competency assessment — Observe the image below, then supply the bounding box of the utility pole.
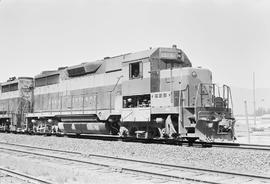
[253,72,256,126]
[244,101,250,144]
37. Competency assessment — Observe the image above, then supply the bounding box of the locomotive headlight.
[208,123,213,128]
[48,119,53,123]
[191,71,197,78]
[31,119,36,123]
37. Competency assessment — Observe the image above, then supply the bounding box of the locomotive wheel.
[110,122,120,135]
[147,127,160,139]
[119,126,129,137]
[129,127,138,136]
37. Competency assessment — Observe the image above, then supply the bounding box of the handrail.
[180,84,190,106]
[229,87,234,113]
[223,84,234,114]
[195,83,233,108]
[177,84,190,131]
[109,75,123,113]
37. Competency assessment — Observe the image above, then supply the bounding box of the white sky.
[0,0,269,89]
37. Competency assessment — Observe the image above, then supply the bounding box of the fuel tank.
[57,115,110,134]
[58,122,109,134]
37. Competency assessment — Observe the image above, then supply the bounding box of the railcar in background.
[1,45,236,142]
[0,77,33,132]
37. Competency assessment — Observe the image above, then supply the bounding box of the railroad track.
[0,142,269,184]
[1,131,270,151]
[209,142,270,151]
[0,166,53,184]
[48,133,270,151]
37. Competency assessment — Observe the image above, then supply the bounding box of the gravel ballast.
[0,133,269,176]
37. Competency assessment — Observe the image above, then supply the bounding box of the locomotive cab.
[120,46,235,141]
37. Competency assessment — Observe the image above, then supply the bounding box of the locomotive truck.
[0,45,235,142]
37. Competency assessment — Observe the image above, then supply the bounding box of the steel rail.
[53,133,270,151]
[210,143,270,151]
[201,142,270,151]
[1,131,270,151]
[64,134,270,151]
[239,143,270,148]
[0,166,53,184]
[0,145,218,184]
[0,141,270,182]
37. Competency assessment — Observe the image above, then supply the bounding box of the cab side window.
[123,94,150,108]
[129,62,142,79]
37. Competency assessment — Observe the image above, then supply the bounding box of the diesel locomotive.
[0,45,235,142]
